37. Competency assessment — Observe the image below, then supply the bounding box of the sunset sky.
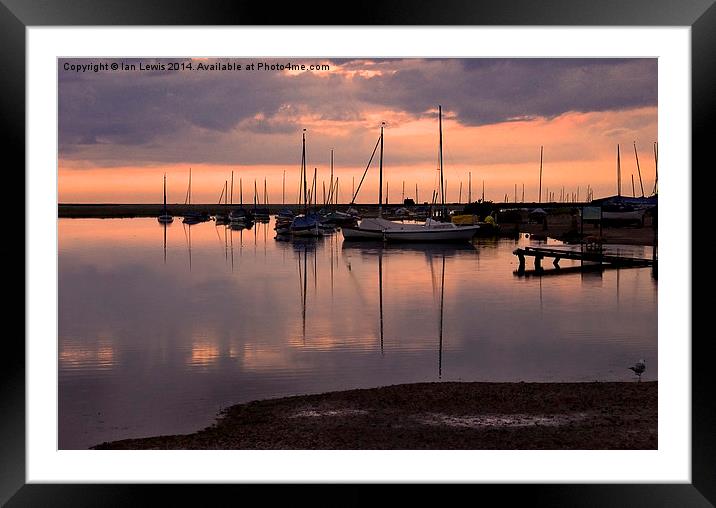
[58,58,657,204]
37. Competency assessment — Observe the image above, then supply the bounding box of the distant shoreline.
[92,381,657,450]
[58,202,579,218]
[58,203,657,245]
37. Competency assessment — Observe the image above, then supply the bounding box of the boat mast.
[312,168,317,211]
[163,173,167,214]
[230,171,234,205]
[378,122,384,218]
[617,144,622,197]
[184,168,191,205]
[438,105,445,218]
[538,146,543,203]
[302,129,307,214]
[330,149,334,205]
[634,141,645,197]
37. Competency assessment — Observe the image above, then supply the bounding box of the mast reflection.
[162,222,168,264]
[379,249,384,355]
[438,252,446,379]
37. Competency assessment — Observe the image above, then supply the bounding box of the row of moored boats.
[159,104,490,244]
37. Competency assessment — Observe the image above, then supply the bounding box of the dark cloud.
[58,58,656,166]
[352,58,656,126]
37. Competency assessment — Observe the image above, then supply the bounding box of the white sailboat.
[344,107,480,242]
[385,106,481,242]
[382,218,478,242]
[342,122,412,240]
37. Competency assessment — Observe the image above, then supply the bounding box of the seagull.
[629,359,646,381]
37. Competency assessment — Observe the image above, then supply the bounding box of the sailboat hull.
[341,226,383,240]
[290,213,323,237]
[383,225,480,242]
[291,226,322,237]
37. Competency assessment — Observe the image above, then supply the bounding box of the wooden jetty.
[513,245,654,273]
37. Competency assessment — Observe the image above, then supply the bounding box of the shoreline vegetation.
[92,381,657,450]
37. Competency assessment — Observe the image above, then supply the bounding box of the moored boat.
[290,213,322,236]
[382,221,480,242]
[253,208,270,222]
[290,130,324,238]
[341,122,409,240]
[157,173,174,224]
[274,208,295,235]
[182,211,210,224]
[214,179,230,224]
[342,217,400,240]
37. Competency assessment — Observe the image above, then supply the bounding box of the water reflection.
[183,222,192,271]
[162,222,168,264]
[342,242,469,369]
[438,253,445,379]
[298,243,309,343]
[379,250,384,355]
[58,218,657,448]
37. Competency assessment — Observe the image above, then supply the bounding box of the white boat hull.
[341,217,414,241]
[341,226,383,240]
[342,217,480,242]
[383,225,480,242]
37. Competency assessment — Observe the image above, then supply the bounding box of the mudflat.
[93,382,657,450]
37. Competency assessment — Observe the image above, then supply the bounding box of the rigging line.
[326,150,335,204]
[350,134,382,205]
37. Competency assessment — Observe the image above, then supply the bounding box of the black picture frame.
[2,0,713,505]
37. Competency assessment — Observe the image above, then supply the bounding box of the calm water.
[59,217,657,449]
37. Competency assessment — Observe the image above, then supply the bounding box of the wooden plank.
[513,247,652,267]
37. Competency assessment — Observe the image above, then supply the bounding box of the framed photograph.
[4,0,713,504]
